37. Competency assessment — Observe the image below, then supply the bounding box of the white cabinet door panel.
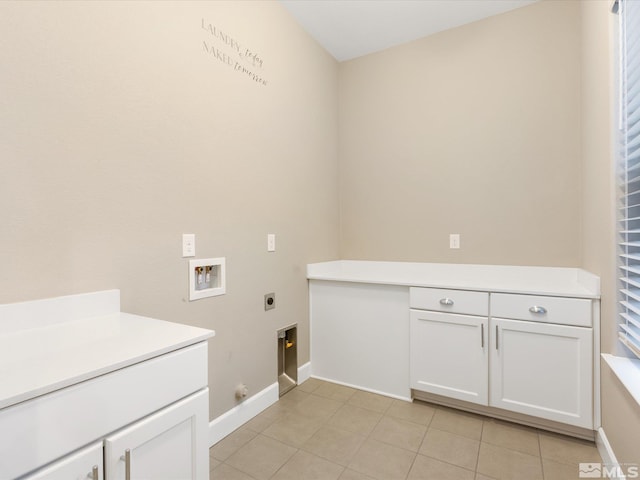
[23,442,103,480]
[490,318,593,428]
[310,281,410,399]
[104,389,209,480]
[410,310,488,405]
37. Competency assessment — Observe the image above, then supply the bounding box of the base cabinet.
[410,310,488,405]
[409,288,595,430]
[490,318,593,429]
[23,389,209,480]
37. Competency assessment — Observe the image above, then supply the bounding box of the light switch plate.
[449,234,460,249]
[267,234,276,252]
[182,234,195,257]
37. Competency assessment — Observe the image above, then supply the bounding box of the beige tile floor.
[209,379,602,480]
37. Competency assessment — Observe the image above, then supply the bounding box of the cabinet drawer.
[410,288,488,316]
[490,293,592,327]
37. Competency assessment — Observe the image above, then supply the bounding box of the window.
[618,0,640,359]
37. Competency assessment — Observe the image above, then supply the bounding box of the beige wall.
[338,0,582,266]
[2,0,639,461]
[0,1,340,418]
[580,0,640,465]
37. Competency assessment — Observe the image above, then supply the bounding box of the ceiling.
[279,0,538,62]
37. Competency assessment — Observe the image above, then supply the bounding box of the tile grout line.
[342,397,384,478]
[538,430,545,480]
[404,403,437,480]
[266,437,300,480]
[475,417,485,478]
[294,385,359,479]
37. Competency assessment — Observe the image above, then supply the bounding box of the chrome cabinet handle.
[481,323,484,348]
[495,325,499,350]
[89,465,98,480]
[529,306,547,315]
[439,298,454,306]
[124,449,131,480]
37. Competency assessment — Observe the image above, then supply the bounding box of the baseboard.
[209,382,279,446]
[298,362,311,384]
[208,363,312,446]
[596,427,628,480]
[597,427,618,469]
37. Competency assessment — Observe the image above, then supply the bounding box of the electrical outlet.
[267,234,276,252]
[449,234,460,249]
[264,292,275,311]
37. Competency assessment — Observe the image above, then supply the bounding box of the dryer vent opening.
[277,325,297,396]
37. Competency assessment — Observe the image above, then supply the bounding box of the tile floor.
[209,379,602,480]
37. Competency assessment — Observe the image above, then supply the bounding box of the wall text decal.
[201,18,267,86]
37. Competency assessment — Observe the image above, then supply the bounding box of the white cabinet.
[23,442,103,480]
[23,389,209,480]
[307,263,600,435]
[105,389,209,480]
[410,310,488,405]
[410,288,595,430]
[3,342,211,480]
[23,390,209,480]
[490,293,594,429]
[0,290,214,480]
[410,287,489,405]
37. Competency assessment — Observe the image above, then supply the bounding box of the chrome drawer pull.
[529,306,547,315]
[121,449,131,480]
[439,298,454,306]
[89,465,98,480]
[481,323,484,348]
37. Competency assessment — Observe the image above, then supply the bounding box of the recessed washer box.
[189,257,226,301]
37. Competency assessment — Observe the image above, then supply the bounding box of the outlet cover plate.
[264,292,275,311]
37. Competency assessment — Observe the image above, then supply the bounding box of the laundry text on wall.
[201,18,268,86]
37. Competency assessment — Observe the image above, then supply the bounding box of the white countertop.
[0,290,214,410]
[307,260,600,298]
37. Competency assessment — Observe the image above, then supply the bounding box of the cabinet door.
[104,389,209,480]
[23,441,103,480]
[490,318,593,429]
[410,310,488,405]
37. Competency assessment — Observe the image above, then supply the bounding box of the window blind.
[619,0,640,358]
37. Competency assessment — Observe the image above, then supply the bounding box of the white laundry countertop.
[0,290,214,410]
[307,260,600,299]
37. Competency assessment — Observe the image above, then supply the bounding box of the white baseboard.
[597,427,618,468]
[208,363,312,446]
[298,362,311,384]
[596,427,628,480]
[209,382,279,446]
